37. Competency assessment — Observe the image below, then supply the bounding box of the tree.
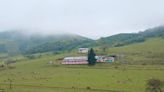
[146,78,163,92]
[87,48,96,66]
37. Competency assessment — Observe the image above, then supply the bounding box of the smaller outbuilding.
[96,56,115,63]
[105,57,115,63]
[78,48,89,53]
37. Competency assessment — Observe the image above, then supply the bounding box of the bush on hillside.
[146,78,163,92]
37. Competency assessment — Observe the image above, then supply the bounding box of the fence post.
[8,79,12,89]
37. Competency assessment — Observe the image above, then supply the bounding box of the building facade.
[96,56,115,63]
[78,48,89,53]
[62,56,115,65]
[61,56,88,64]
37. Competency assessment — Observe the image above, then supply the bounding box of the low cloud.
[0,0,164,39]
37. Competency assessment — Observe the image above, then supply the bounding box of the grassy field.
[0,37,164,92]
[0,54,164,92]
[100,37,164,64]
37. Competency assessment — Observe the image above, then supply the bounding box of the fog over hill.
[0,0,164,39]
[0,30,94,55]
[0,26,164,55]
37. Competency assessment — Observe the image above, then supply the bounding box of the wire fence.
[0,83,124,92]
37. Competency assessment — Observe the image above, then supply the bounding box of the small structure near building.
[96,56,115,63]
[78,48,89,53]
[105,57,115,63]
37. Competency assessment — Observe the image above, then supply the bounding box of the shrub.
[142,63,147,65]
[86,86,91,90]
[146,78,163,92]
[8,65,16,69]
[114,66,118,69]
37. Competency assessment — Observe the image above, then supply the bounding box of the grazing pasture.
[0,38,164,92]
[0,54,164,92]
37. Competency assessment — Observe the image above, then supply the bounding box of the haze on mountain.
[0,0,164,39]
[0,26,164,55]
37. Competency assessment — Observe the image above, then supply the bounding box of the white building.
[96,56,115,63]
[78,48,89,53]
[61,56,115,65]
[62,56,88,64]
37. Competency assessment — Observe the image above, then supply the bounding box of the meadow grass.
[0,54,164,92]
[0,37,164,92]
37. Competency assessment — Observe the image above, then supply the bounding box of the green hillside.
[101,37,164,64]
[97,26,164,47]
[0,38,164,92]
[0,26,164,56]
[0,31,93,55]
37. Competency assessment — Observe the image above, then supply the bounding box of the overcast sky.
[0,0,164,39]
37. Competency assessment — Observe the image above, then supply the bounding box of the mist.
[0,0,164,39]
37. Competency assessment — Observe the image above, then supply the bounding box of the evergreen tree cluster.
[87,48,96,66]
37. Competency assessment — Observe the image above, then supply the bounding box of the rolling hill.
[105,37,164,64]
[97,26,164,47]
[0,31,93,55]
[0,37,164,92]
[0,26,164,55]
[0,26,164,92]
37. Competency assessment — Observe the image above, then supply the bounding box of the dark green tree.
[146,79,163,92]
[87,48,96,66]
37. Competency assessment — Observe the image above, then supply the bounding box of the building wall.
[61,61,88,64]
[78,48,89,53]
[96,56,115,63]
[62,56,115,65]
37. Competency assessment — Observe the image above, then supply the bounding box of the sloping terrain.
[0,26,164,55]
[97,26,164,47]
[106,37,164,64]
[0,49,163,92]
[0,31,93,54]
